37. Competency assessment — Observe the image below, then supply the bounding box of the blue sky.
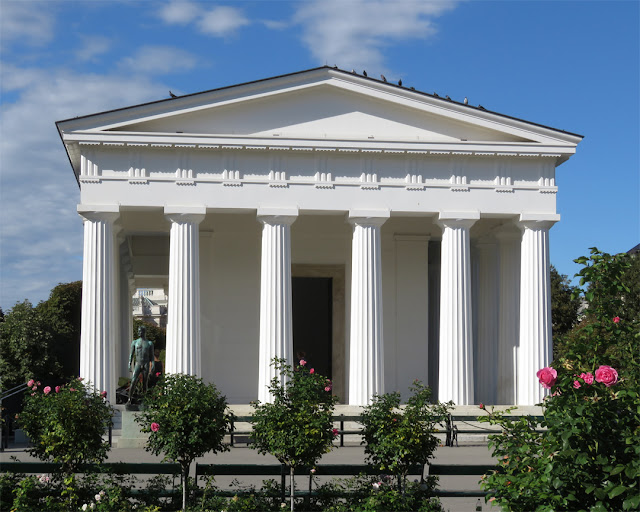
[1,0,638,311]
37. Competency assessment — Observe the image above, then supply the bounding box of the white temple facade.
[57,67,582,406]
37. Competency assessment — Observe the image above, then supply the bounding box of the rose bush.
[251,358,339,512]
[480,362,640,511]
[136,373,232,511]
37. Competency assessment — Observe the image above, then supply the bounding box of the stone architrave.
[437,212,479,405]
[496,230,521,404]
[165,207,206,376]
[517,214,557,405]
[257,207,298,403]
[78,205,120,402]
[348,210,389,405]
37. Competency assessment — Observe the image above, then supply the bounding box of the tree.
[37,281,83,378]
[555,249,640,385]
[0,282,83,391]
[133,317,166,350]
[251,358,339,512]
[136,374,232,511]
[0,301,62,390]
[550,265,581,343]
[360,382,451,492]
[19,377,113,475]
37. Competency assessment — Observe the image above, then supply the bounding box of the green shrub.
[19,377,113,474]
[136,373,232,511]
[360,380,451,492]
[251,358,339,511]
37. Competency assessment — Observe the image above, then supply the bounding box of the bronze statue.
[128,326,154,403]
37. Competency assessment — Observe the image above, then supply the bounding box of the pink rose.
[101,391,107,399]
[579,372,594,385]
[151,422,160,432]
[324,386,332,392]
[310,368,315,374]
[69,388,76,392]
[613,316,620,324]
[55,386,61,393]
[27,379,34,388]
[78,378,84,381]
[478,403,484,409]
[595,365,618,387]
[332,428,339,437]
[156,372,161,377]
[536,367,558,389]
[43,386,51,395]
[299,359,306,366]
[573,380,581,389]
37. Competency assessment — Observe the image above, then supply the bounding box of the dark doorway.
[292,277,333,380]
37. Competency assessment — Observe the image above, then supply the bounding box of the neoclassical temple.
[57,67,582,406]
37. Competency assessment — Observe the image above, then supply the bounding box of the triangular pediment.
[109,84,530,144]
[58,67,582,149]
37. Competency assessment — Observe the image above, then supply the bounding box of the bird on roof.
[333,64,338,69]
[398,79,402,86]
[169,91,177,98]
[381,74,387,82]
[363,70,367,76]
[410,87,415,90]
[478,105,486,110]
[445,95,452,101]
[464,97,468,105]
[433,92,439,97]
[351,69,356,73]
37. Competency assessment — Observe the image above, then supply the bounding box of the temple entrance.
[292,277,332,379]
[291,265,346,402]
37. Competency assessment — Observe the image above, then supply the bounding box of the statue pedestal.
[115,408,149,448]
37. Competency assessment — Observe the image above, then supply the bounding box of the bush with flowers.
[479,249,640,512]
[19,377,113,474]
[136,373,232,512]
[360,380,451,495]
[251,358,339,512]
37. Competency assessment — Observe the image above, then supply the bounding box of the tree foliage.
[137,373,232,511]
[0,282,83,390]
[133,317,166,351]
[555,249,640,384]
[360,381,451,490]
[251,358,338,512]
[19,377,114,474]
[550,265,581,344]
[0,301,61,390]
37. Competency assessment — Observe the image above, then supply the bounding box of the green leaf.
[609,485,627,499]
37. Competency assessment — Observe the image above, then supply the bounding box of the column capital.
[437,211,479,230]
[257,206,299,226]
[517,213,560,231]
[77,204,120,223]
[348,209,390,227]
[164,206,206,225]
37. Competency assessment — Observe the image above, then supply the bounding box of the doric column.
[437,212,479,405]
[257,207,298,403]
[496,230,521,404]
[165,207,206,376]
[517,214,558,405]
[348,210,389,405]
[474,239,499,404]
[78,205,120,402]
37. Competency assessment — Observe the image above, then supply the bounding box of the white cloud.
[0,1,56,48]
[157,1,250,38]
[158,0,202,25]
[197,6,250,37]
[75,35,111,62]
[293,0,458,73]
[119,45,198,75]
[0,66,168,310]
